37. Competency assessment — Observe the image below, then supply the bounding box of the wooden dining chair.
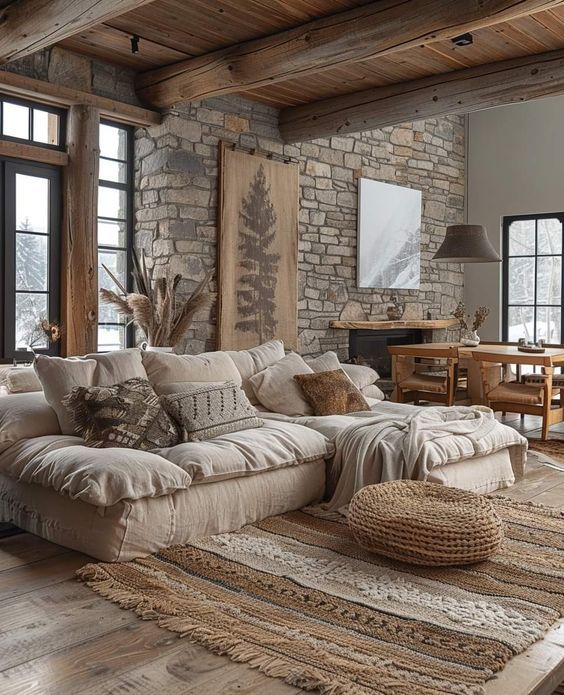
[389,345,460,406]
[472,350,557,439]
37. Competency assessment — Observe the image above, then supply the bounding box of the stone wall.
[135,95,465,358]
[0,46,140,106]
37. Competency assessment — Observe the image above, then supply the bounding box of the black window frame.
[0,157,62,363]
[502,212,564,343]
[0,95,66,151]
[97,119,134,351]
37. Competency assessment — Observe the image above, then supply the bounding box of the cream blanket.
[262,402,527,509]
[328,406,520,509]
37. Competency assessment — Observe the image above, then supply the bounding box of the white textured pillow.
[162,381,263,442]
[226,339,285,404]
[157,380,227,395]
[249,352,314,416]
[34,349,148,434]
[142,351,242,393]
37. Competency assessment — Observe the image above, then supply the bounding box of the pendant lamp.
[432,225,501,263]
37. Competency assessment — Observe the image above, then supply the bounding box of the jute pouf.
[348,481,504,566]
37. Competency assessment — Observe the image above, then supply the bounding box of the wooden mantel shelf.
[330,319,459,330]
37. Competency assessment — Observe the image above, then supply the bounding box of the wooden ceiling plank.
[279,47,564,142]
[135,0,564,108]
[58,24,192,71]
[0,0,156,63]
[0,70,161,127]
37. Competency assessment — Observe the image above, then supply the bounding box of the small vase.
[460,330,480,347]
[140,342,174,353]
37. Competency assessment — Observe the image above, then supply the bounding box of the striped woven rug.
[78,497,564,695]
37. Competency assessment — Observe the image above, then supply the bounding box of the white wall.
[466,96,564,340]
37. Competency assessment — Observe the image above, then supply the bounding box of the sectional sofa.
[0,341,527,561]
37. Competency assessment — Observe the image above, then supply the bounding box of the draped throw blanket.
[327,406,525,510]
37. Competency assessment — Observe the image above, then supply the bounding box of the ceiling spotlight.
[451,33,473,47]
[131,35,140,54]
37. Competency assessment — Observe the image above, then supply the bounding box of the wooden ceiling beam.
[135,0,564,108]
[0,70,161,127]
[279,47,564,142]
[0,0,155,63]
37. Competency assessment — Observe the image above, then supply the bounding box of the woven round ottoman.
[348,481,504,566]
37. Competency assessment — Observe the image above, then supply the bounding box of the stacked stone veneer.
[135,96,465,357]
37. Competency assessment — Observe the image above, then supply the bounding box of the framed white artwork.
[357,178,422,289]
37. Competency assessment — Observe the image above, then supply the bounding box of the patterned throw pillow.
[294,369,370,416]
[161,381,263,442]
[63,377,179,450]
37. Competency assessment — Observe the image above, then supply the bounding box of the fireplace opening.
[348,328,423,379]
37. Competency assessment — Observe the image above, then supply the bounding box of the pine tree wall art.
[218,146,298,350]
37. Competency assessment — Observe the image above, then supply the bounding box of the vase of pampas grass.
[100,249,214,351]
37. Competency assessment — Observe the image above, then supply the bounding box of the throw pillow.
[341,362,380,391]
[306,351,382,398]
[35,355,97,434]
[161,381,263,442]
[34,349,148,434]
[62,377,179,450]
[249,352,314,416]
[226,339,285,404]
[141,351,242,393]
[294,369,370,416]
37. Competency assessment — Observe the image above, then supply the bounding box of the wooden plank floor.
[0,414,563,695]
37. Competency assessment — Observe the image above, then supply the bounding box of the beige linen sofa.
[0,343,334,561]
[0,340,525,562]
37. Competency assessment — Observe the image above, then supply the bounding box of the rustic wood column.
[62,104,99,356]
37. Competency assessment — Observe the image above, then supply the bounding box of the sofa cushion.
[249,352,314,416]
[226,339,285,404]
[152,419,333,484]
[162,381,263,442]
[142,350,241,393]
[63,377,179,450]
[294,369,370,416]
[0,435,190,507]
[34,349,148,434]
[0,392,60,454]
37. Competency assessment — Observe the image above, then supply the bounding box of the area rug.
[77,497,564,695]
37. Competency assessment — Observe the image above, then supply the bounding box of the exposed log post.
[62,105,99,357]
[136,0,564,108]
[279,48,564,142]
[0,0,156,63]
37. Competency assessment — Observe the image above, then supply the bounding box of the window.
[0,97,65,149]
[0,159,61,361]
[97,121,133,351]
[502,213,564,344]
